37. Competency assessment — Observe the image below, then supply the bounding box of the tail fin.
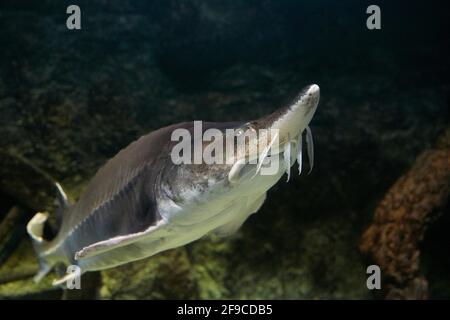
[27,182,71,284]
[26,212,52,283]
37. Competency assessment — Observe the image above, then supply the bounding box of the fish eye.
[235,128,244,136]
[235,123,254,138]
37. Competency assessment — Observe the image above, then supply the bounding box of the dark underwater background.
[0,0,448,299]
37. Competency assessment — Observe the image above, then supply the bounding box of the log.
[0,206,29,265]
[359,143,450,299]
[0,151,58,212]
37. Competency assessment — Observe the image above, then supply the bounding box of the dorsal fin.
[26,212,53,283]
[54,182,70,230]
[55,182,69,208]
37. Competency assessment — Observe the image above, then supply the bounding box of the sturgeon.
[27,84,320,285]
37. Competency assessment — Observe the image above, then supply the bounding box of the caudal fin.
[26,212,53,283]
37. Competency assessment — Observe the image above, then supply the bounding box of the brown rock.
[360,140,450,299]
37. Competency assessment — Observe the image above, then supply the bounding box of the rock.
[0,241,62,299]
[99,248,198,299]
[359,130,450,299]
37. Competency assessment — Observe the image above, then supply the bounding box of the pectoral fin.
[213,194,266,237]
[74,219,167,261]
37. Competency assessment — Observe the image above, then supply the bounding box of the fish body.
[27,84,320,284]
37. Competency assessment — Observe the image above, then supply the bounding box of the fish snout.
[296,84,320,112]
[268,84,320,139]
[307,84,320,100]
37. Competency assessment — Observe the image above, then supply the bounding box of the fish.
[26,84,320,285]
